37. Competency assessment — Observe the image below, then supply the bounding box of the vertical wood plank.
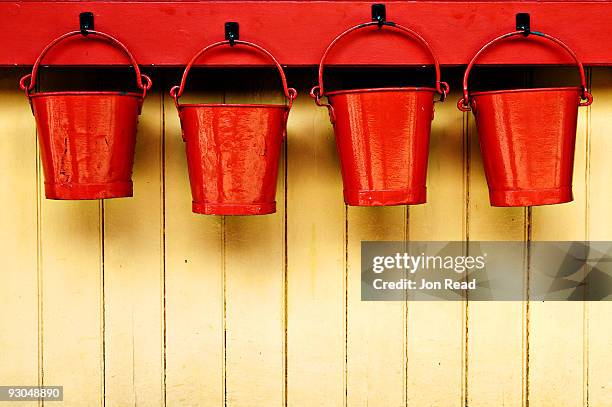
[465,87,526,406]
[407,83,465,407]
[222,74,285,406]
[0,70,39,407]
[35,72,104,407]
[164,76,224,407]
[588,68,612,407]
[39,166,103,406]
[346,207,406,406]
[103,84,164,406]
[528,69,588,407]
[286,78,346,407]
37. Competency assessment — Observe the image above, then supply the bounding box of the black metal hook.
[516,13,530,36]
[372,4,386,27]
[225,22,239,46]
[79,12,94,36]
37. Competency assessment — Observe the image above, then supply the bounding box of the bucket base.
[344,188,426,206]
[192,201,276,215]
[490,187,573,207]
[45,181,133,200]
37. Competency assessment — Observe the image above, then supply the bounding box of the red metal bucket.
[20,30,151,200]
[311,21,448,206]
[170,40,297,215]
[458,31,593,207]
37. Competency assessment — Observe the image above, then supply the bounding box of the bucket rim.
[177,103,289,109]
[325,87,437,97]
[471,86,582,97]
[29,91,143,99]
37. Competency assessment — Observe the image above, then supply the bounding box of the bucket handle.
[458,31,593,112]
[169,40,298,110]
[19,30,152,101]
[310,21,449,123]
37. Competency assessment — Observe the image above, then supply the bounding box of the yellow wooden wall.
[0,67,611,406]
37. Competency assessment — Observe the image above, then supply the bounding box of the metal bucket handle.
[19,30,152,102]
[169,40,298,110]
[310,21,449,123]
[458,31,593,112]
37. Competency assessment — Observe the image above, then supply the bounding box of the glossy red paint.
[32,92,142,199]
[459,31,593,207]
[20,30,151,200]
[4,2,612,66]
[471,88,583,206]
[311,22,448,206]
[328,88,436,206]
[170,40,297,216]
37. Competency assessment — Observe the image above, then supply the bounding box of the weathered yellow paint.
[346,206,406,406]
[103,83,164,406]
[164,85,224,407]
[0,68,611,407]
[529,69,588,407]
[0,70,38,407]
[223,79,285,406]
[408,84,465,407]
[286,80,346,407]
[33,72,104,407]
[465,71,527,407]
[589,68,612,407]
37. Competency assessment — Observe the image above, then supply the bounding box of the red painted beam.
[2,1,612,67]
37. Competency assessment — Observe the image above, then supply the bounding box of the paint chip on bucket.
[20,30,151,200]
[170,39,297,215]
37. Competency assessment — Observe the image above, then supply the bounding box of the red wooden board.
[1,1,612,66]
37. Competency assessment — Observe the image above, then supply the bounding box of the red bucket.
[458,31,593,207]
[170,40,297,215]
[20,30,151,200]
[310,21,448,206]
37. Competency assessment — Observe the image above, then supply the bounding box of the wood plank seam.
[36,127,44,407]
[100,201,106,407]
[404,207,408,407]
[523,68,533,407]
[462,109,470,407]
[160,82,168,407]
[222,215,227,407]
[523,207,532,407]
[583,67,592,407]
[221,88,227,407]
[282,112,289,407]
[343,205,348,407]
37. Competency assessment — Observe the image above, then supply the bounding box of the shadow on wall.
[31,65,583,98]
